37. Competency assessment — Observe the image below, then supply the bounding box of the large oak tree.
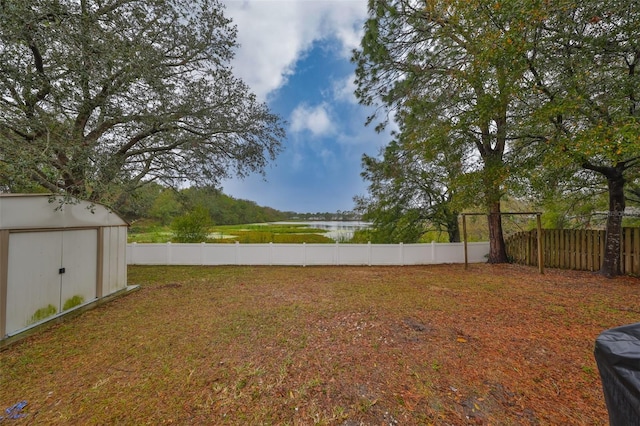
[0,0,284,206]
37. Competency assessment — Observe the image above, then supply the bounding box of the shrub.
[171,206,212,243]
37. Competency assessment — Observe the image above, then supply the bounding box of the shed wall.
[102,226,128,295]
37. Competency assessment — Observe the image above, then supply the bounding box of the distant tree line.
[118,183,363,228]
[292,211,363,221]
[118,183,290,226]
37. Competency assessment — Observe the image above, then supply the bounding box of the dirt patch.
[0,264,637,424]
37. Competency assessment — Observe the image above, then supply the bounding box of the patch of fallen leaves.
[0,264,638,425]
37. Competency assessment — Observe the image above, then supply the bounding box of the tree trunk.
[446,211,461,243]
[582,161,627,278]
[478,128,508,263]
[487,201,508,263]
[600,171,626,278]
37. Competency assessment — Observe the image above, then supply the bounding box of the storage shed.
[0,194,129,340]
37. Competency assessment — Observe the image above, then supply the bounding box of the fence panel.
[270,244,306,265]
[202,244,237,265]
[370,244,401,265]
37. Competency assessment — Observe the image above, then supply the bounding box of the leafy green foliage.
[0,0,284,205]
[355,123,464,243]
[130,222,341,244]
[179,187,288,225]
[629,180,640,207]
[122,184,291,230]
[171,206,212,243]
[522,0,640,276]
[230,231,334,244]
[116,183,167,222]
[206,223,337,244]
[149,189,183,226]
[127,226,174,243]
[353,0,539,258]
[354,0,640,272]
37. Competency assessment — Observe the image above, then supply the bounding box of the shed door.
[5,230,97,335]
[60,230,98,310]
[6,231,62,334]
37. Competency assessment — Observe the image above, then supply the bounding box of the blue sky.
[220,0,393,213]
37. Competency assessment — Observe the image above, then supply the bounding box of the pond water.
[272,221,371,242]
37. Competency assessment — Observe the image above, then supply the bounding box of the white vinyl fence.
[127,242,490,266]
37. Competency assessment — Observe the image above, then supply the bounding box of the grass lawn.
[1,264,638,425]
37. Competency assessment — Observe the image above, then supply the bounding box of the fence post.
[303,242,306,267]
[368,242,371,266]
[462,214,468,269]
[166,242,172,265]
[431,241,436,263]
[235,241,239,265]
[201,242,206,265]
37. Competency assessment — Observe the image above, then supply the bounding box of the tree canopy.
[354,0,537,262]
[355,115,464,243]
[522,0,640,276]
[354,0,640,275]
[0,0,284,206]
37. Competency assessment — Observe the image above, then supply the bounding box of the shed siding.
[102,226,128,295]
[0,231,8,337]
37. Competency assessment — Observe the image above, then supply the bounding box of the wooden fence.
[505,228,640,275]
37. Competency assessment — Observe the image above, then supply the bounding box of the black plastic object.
[594,322,640,425]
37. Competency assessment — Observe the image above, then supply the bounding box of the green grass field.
[128,222,336,244]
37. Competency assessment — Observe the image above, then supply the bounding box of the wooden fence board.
[632,228,637,275]
[624,228,631,274]
[586,231,593,271]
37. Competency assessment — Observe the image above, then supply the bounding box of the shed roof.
[0,194,127,230]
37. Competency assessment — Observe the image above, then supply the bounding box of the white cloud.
[222,0,368,100]
[331,74,358,104]
[290,103,334,136]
